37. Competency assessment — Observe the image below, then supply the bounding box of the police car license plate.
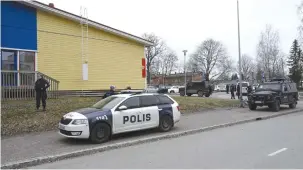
[59,124,65,130]
[255,101,262,104]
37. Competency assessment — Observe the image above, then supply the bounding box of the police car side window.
[156,95,174,105]
[140,96,159,107]
[119,97,140,109]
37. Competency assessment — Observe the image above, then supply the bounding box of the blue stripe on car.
[157,104,173,119]
[75,108,113,133]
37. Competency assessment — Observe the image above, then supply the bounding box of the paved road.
[32,112,303,169]
[169,92,248,100]
[3,103,303,165]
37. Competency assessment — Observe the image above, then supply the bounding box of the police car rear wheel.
[90,123,111,144]
[159,115,173,132]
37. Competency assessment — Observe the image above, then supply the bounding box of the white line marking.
[268,148,288,156]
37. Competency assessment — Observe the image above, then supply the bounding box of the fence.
[1,70,60,100]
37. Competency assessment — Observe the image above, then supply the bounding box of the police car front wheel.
[158,115,174,132]
[90,123,111,144]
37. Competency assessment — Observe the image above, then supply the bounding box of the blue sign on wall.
[1,1,37,50]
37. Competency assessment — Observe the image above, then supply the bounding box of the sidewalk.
[2,106,303,165]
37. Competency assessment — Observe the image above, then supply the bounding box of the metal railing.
[1,70,60,100]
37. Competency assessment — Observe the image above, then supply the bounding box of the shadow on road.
[58,126,182,145]
[251,106,292,112]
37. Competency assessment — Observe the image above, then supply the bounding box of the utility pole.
[183,50,188,96]
[237,0,244,107]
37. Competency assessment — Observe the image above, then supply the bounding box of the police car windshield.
[92,96,125,110]
[258,84,281,90]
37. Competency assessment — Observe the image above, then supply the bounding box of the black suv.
[179,81,213,97]
[247,78,298,112]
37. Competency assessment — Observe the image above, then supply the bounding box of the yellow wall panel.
[37,10,145,90]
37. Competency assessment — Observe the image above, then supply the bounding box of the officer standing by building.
[35,74,50,111]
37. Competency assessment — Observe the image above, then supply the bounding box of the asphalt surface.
[2,94,303,165]
[2,107,283,164]
[169,91,248,100]
[32,112,303,169]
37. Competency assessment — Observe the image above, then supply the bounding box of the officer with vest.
[35,74,50,111]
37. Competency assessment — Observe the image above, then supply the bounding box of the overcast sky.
[38,0,302,64]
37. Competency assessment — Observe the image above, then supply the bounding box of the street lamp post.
[237,0,244,107]
[183,50,188,96]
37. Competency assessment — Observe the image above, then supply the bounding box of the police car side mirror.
[118,105,127,111]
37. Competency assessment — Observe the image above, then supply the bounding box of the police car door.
[138,95,160,129]
[112,96,142,134]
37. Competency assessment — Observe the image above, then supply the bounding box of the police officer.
[35,75,50,111]
[236,84,240,99]
[102,85,116,99]
[226,84,229,94]
[247,85,252,95]
[230,84,235,99]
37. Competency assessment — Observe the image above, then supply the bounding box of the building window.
[1,50,17,70]
[19,51,35,86]
[1,50,17,86]
[19,51,35,71]
[1,49,36,86]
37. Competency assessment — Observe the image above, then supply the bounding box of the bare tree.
[215,57,234,80]
[142,33,166,84]
[256,25,282,79]
[176,62,184,73]
[149,57,161,75]
[237,54,256,80]
[159,50,178,76]
[188,38,232,80]
[297,1,303,46]
[186,57,200,73]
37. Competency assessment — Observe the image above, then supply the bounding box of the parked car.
[168,86,181,93]
[179,81,213,97]
[145,86,159,93]
[237,81,250,96]
[247,78,298,112]
[58,93,181,143]
[215,83,226,92]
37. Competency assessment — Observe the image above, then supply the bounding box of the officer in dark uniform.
[35,75,50,111]
[247,85,252,95]
[236,84,240,99]
[226,84,229,94]
[102,85,116,99]
[230,84,235,99]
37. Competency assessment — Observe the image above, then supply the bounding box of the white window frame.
[1,47,37,86]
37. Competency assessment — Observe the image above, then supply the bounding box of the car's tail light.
[177,105,180,111]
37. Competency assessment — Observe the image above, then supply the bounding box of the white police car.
[58,93,181,143]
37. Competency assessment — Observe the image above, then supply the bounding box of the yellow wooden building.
[1,1,152,92]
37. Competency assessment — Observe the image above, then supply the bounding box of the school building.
[1,1,152,99]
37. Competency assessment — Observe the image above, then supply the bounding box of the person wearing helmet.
[102,85,116,99]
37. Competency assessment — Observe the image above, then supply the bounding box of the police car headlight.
[72,119,88,125]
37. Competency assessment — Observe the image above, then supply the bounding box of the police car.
[58,93,181,143]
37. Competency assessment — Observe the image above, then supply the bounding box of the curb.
[2,109,303,169]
